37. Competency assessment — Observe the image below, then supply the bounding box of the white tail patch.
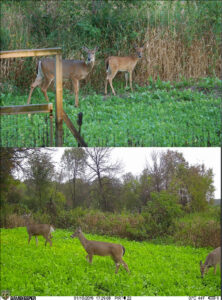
[50,226,55,233]
[106,65,111,74]
[37,61,44,79]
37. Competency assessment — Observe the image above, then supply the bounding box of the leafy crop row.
[1,228,221,296]
[1,79,221,147]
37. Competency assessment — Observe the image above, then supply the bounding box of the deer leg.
[115,263,120,274]
[129,71,133,92]
[35,236,38,246]
[86,254,89,262]
[88,254,93,264]
[72,79,79,107]
[120,258,129,272]
[40,76,54,102]
[108,77,116,96]
[125,72,129,89]
[105,78,108,95]
[107,70,117,95]
[45,237,52,247]
[214,265,217,275]
[27,77,43,104]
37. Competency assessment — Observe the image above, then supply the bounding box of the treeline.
[1,147,220,246]
[1,147,215,213]
[1,0,221,92]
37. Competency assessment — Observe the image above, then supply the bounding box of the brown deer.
[200,246,221,278]
[105,45,144,96]
[27,46,98,107]
[71,227,129,274]
[23,213,55,247]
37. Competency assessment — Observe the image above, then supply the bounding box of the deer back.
[205,247,221,266]
[87,240,124,257]
[26,223,51,237]
[41,59,94,81]
[107,56,139,73]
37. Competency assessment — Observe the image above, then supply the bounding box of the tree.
[85,148,122,211]
[182,165,215,212]
[61,148,87,208]
[24,150,54,211]
[143,190,182,237]
[121,172,141,212]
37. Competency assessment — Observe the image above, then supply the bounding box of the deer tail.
[36,60,44,79]
[122,245,125,256]
[105,58,110,73]
[50,226,55,233]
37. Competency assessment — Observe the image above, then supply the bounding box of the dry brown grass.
[174,219,221,248]
[1,29,221,93]
[4,213,26,228]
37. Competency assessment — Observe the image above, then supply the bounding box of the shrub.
[173,218,221,248]
[142,191,182,238]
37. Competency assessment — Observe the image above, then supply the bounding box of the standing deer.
[27,47,98,107]
[71,227,129,274]
[200,246,221,278]
[23,213,55,247]
[105,45,144,96]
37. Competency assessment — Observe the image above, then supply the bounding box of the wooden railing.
[0,103,54,146]
[0,48,63,146]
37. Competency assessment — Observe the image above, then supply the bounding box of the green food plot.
[1,228,220,296]
[0,79,221,147]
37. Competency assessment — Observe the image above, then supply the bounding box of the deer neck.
[84,61,95,73]
[78,232,89,250]
[131,55,140,62]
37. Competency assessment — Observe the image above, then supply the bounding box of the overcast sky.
[52,147,221,199]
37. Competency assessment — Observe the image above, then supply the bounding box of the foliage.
[173,217,221,248]
[1,227,221,296]
[1,78,221,147]
[3,204,220,249]
[142,191,182,238]
[23,151,55,211]
[0,1,221,90]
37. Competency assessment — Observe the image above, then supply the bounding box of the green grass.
[1,227,221,296]
[0,77,221,147]
[177,206,221,224]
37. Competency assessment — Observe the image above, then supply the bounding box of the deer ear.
[200,261,202,266]
[82,46,89,52]
[94,46,99,51]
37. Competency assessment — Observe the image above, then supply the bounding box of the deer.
[200,246,221,278]
[71,227,129,274]
[105,45,144,96]
[23,213,55,247]
[27,46,98,107]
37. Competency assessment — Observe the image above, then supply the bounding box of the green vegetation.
[1,77,221,147]
[1,148,219,249]
[1,227,221,296]
[1,1,221,89]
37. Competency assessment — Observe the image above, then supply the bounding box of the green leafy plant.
[1,227,221,296]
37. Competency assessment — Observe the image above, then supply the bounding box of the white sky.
[52,147,221,199]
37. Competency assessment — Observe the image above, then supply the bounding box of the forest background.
[1,148,220,248]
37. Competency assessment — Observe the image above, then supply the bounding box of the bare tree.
[61,148,87,208]
[85,148,122,211]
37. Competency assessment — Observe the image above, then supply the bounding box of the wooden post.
[55,52,63,146]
